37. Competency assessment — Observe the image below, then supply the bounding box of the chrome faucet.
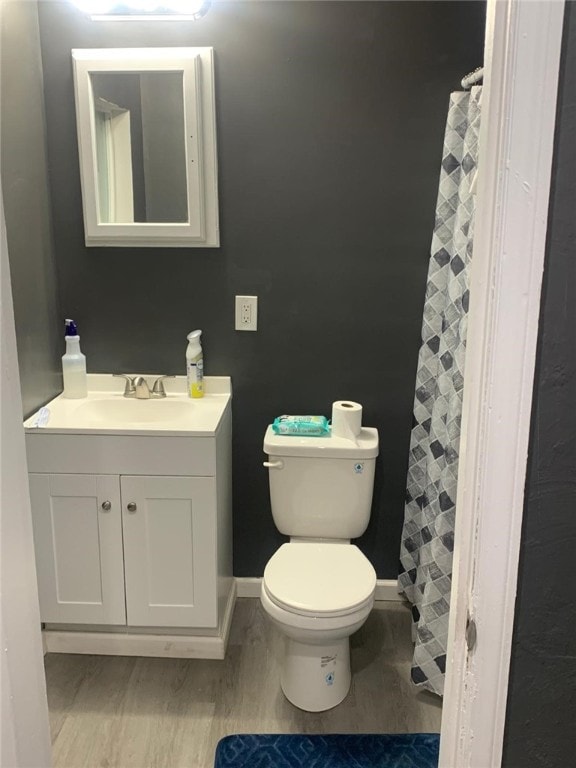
[113,374,175,399]
[133,376,151,399]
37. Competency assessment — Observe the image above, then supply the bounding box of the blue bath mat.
[214,733,440,767]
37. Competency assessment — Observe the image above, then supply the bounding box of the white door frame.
[0,202,52,764]
[440,1,565,766]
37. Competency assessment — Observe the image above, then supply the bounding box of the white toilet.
[260,423,379,712]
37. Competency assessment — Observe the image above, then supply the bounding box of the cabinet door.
[121,476,217,628]
[29,474,126,625]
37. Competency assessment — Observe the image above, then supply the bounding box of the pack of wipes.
[272,415,330,437]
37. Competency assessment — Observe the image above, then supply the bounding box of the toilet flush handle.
[263,460,284,470]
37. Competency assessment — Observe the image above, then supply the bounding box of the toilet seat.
[263,542,376,618]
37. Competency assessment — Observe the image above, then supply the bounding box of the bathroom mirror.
[72,48,219,247]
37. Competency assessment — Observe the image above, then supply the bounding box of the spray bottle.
[186,330,204,398]
[62,319,87,398]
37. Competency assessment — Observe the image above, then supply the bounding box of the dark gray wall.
[503,2,576,765]
[37,0,486,578]
[1,0,62,418]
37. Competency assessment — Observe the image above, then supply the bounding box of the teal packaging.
[272,415,330,437]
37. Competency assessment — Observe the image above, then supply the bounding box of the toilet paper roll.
[331,401,363,441]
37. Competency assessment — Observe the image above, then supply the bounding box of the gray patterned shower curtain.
[398,87,482,697]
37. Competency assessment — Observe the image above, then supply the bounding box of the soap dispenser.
[62,319,87,398]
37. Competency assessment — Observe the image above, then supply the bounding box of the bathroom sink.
[24,374,231,436]
[73,398,194,426]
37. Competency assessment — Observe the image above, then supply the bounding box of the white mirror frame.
[72,48,219,247]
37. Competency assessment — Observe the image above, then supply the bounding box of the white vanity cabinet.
[24,376,234,659]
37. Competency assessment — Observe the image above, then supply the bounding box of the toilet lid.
[263,543,376,617]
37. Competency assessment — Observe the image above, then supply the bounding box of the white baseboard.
[375,579,405,602]
[236,577,263,598]
[235,577,405,602]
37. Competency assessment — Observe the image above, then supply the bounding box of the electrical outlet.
[235,295,258,331]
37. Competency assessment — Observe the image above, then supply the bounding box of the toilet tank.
[263,426,379,539]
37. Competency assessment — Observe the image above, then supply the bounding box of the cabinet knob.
[101,500,112,511]
[127,502,137,512]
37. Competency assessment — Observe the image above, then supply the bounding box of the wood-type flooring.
[45,598,442,768]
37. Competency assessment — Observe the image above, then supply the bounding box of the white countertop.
[24,375,231,437]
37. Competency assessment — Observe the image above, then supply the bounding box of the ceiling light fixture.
[70,1,211,21]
